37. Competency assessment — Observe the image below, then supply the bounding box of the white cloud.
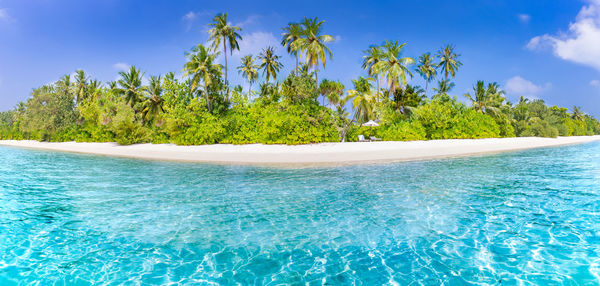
[182,11,211,31]
[113,62,130,71]
[518,14,531,24]
[233,31,280,57]
[334,35,342,43]
[0,8,14,23]
[234,15,261,29]
[527,1,600,71]
[591,79,600,86]
[505,76,550,99]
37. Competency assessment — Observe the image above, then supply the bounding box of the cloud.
[518,14,531,24]
[233,31,280,57]
[0,8,13,23]
[527,1,600,71]
[234,15,261,29]
[591,79,600,86]
[334,35,342,43]
[182,11,211,31]
[505,76,550,99]
[113,62,130,71]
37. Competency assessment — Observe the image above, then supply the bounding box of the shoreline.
[1,136,599,166]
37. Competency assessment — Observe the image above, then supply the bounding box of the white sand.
[1,136,599,166]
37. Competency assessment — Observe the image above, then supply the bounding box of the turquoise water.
[1,143,600,285]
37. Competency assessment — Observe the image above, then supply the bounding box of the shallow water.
[1,142,600,285]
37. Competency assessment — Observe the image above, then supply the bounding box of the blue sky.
[1,0,599,116]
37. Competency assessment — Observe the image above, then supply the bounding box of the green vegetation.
[1,14,598,145]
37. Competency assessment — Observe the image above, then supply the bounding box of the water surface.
[1,143,600,285]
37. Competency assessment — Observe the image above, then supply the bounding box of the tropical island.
[1,13,599,148]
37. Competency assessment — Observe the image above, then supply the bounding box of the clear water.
[1,143,600,285]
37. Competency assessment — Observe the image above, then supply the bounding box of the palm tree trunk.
[205,84,211,112]
[425,80,428,98]
[295,53,299,76]
[223,42,228,84]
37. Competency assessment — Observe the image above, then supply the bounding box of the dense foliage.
[1,14,598,145]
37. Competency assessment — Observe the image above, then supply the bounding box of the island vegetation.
[1,13,598,145]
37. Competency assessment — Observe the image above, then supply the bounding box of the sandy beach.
[1,136,598,166]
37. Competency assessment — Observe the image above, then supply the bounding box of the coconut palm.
[141,76,164,124]
[393,84,425,114]
[237,55,259,94]
[416,53,437,98]
[117,66,145,109]
[572,106,585,120]
[319,79,345,107]
[362,45,384,97]
[295,17,334,89]
[74,70,89,104]
[183,44,223,112]
[433,79,455,98]
[346,77,375,124]
[258,46,282,83]
[464,81,505,114]
[88,79,102,99]
[208,13,242,84]
[437,44,462,81]
[373,40,415,93]
[281,22,303,74]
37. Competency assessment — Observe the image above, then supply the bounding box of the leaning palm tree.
[258,46,282,83]
[437,44,462,81]
[295,17,334,89]
[208,13,242,84]
[237,55,259,94]
[183,44,223,112]
[362,45,384,97]
[416,53,437,98]
[373,40,415,94]
[117,66,145,109]
[281,22,304,74]
[141,76,164,124]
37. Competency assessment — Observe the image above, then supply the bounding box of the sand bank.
[1,136,599,166]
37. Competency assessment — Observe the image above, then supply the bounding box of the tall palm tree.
[346,77,375,124]
[117,66,145,109]
[56,74,72,98]
[373,40,415,93]
[362,45,384,97]
[142,76,164,124]
[416,53,437,98]
[183,44,223,112]
[295,17,334,89]
[208,13,242,84]
[74,70,89,104]
[237,55,259,94]
[437,44,462,81]
[258,46,282,83]
[281,22,303,74]
[88,79,102,99]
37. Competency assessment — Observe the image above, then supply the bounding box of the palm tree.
[346,77,375,124]
[237,55,259,94]
[142,76,164,124]
[393,84,425,114]
[117,66,145,109]
[281,22,303,74]
[572,106,585,120]
[437,44,462,81]
[74,70,89,104]
[295,17,334,89]
[373,40,415,93]
[464,81,505,114]
[319,79,345,107]
[362,45,384,97]
[183,44,223,112]
[56,74,72,98]
[416,53,437,98]
[433,79,455,98]
[88,79,102,99]
[208,13,242,84]
[258,46,282,83]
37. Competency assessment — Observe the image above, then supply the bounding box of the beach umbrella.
[363,120,379,127]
